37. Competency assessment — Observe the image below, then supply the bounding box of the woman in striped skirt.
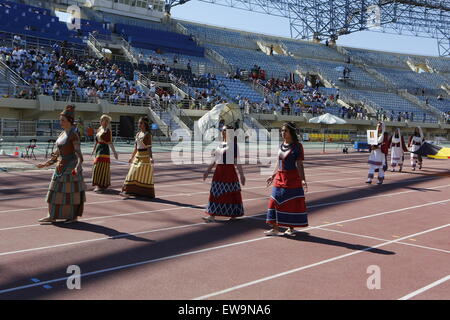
[91,114,118,192]
[121,116,155,198]
[265,122,308,236]
[202,125,246,222]
[36,105,86,224]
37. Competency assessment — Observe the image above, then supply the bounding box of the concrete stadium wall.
[0,97,148,122]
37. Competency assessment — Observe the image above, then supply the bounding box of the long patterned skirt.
[206,164,244,217]
[46,159,86,219]
[266,170,308,228]
[92,143,111,189]
[410,144,422,168]
[122,150,155,198]
[390,146,404,168]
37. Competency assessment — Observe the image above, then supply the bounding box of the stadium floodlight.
[195,0,450,56]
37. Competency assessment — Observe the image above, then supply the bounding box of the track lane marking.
[2,180,450,232]
[0,173,441,214]
[1,196,450,261]
[398,275,450,300]
[1,220,447,296]
[317,227,450,254]
[193,223,450,300]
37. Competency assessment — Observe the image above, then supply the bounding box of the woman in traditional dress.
[389,128,407,172]
[121,116,155,198]
[202,125,245,222]
[366,122,389,185]
[409,127,424,171]
[36,105,86,224]
[91,114,118,192]
[265,122,308,236]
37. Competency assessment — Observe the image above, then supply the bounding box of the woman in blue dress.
[265,122,308,236]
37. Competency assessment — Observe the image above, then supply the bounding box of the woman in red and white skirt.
[265,122,308,236]
[202,125,246,222]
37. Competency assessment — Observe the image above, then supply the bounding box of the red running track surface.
[0,149,449,300]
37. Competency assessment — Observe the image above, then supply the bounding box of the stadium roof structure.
[172,0,450,57]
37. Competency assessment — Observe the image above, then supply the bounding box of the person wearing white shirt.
[95,78,103,87]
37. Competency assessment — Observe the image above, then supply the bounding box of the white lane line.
[0,208,268,257]
[0,170,376,212]
[0,170,439,214]
[0,220,447,296]
[1,194,450,260]
[2,179,450,233]
[193,223,450,300]
[0,196,263,233]
[0,237,271,295]
[0,167,372,193]
[317,227,450,254]
[0,176,363,202]
[0,185,266,202]
[398,275,450,300]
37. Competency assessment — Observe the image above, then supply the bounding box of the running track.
[0,148,449,300]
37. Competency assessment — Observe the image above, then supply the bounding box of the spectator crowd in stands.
[2,44,447,124]
[0,44,183,107]
[249,76,347,117]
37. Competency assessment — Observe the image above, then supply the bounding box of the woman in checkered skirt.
[202,125,246,222]
[36,105,86,224]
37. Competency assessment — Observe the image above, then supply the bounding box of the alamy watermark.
[66,265,81,290]
[170,125,282,176]
[366,265,381,290]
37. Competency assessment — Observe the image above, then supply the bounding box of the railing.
[335,46,350,57]
[204,48,233,73]
[399,89,445,121]
[0,85,98,103]
[249,79,276,104]
[118,31,227,77]
[364,67,397,90]
[0,118,126,139]
[87,33,105,59]
[0,83,165,108]
[339,90,376,116]
[139,71,175,85]
[168,103,195,130]
[0,31,88,57]
[175,22,190,37]
[100,92,161,108]
[120,37,139,65]
[0,60,30,87]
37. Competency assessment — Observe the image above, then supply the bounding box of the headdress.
[60,105,75,124]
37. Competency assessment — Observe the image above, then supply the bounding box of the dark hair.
[139,116,150,131]
[60,104,75,124]
[282,122,299,143]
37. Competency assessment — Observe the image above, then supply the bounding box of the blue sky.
[172,1,440,57]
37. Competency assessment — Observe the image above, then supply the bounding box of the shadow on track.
[285,232,394,255]
[54,222,155,243]
[1,165,448,299]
